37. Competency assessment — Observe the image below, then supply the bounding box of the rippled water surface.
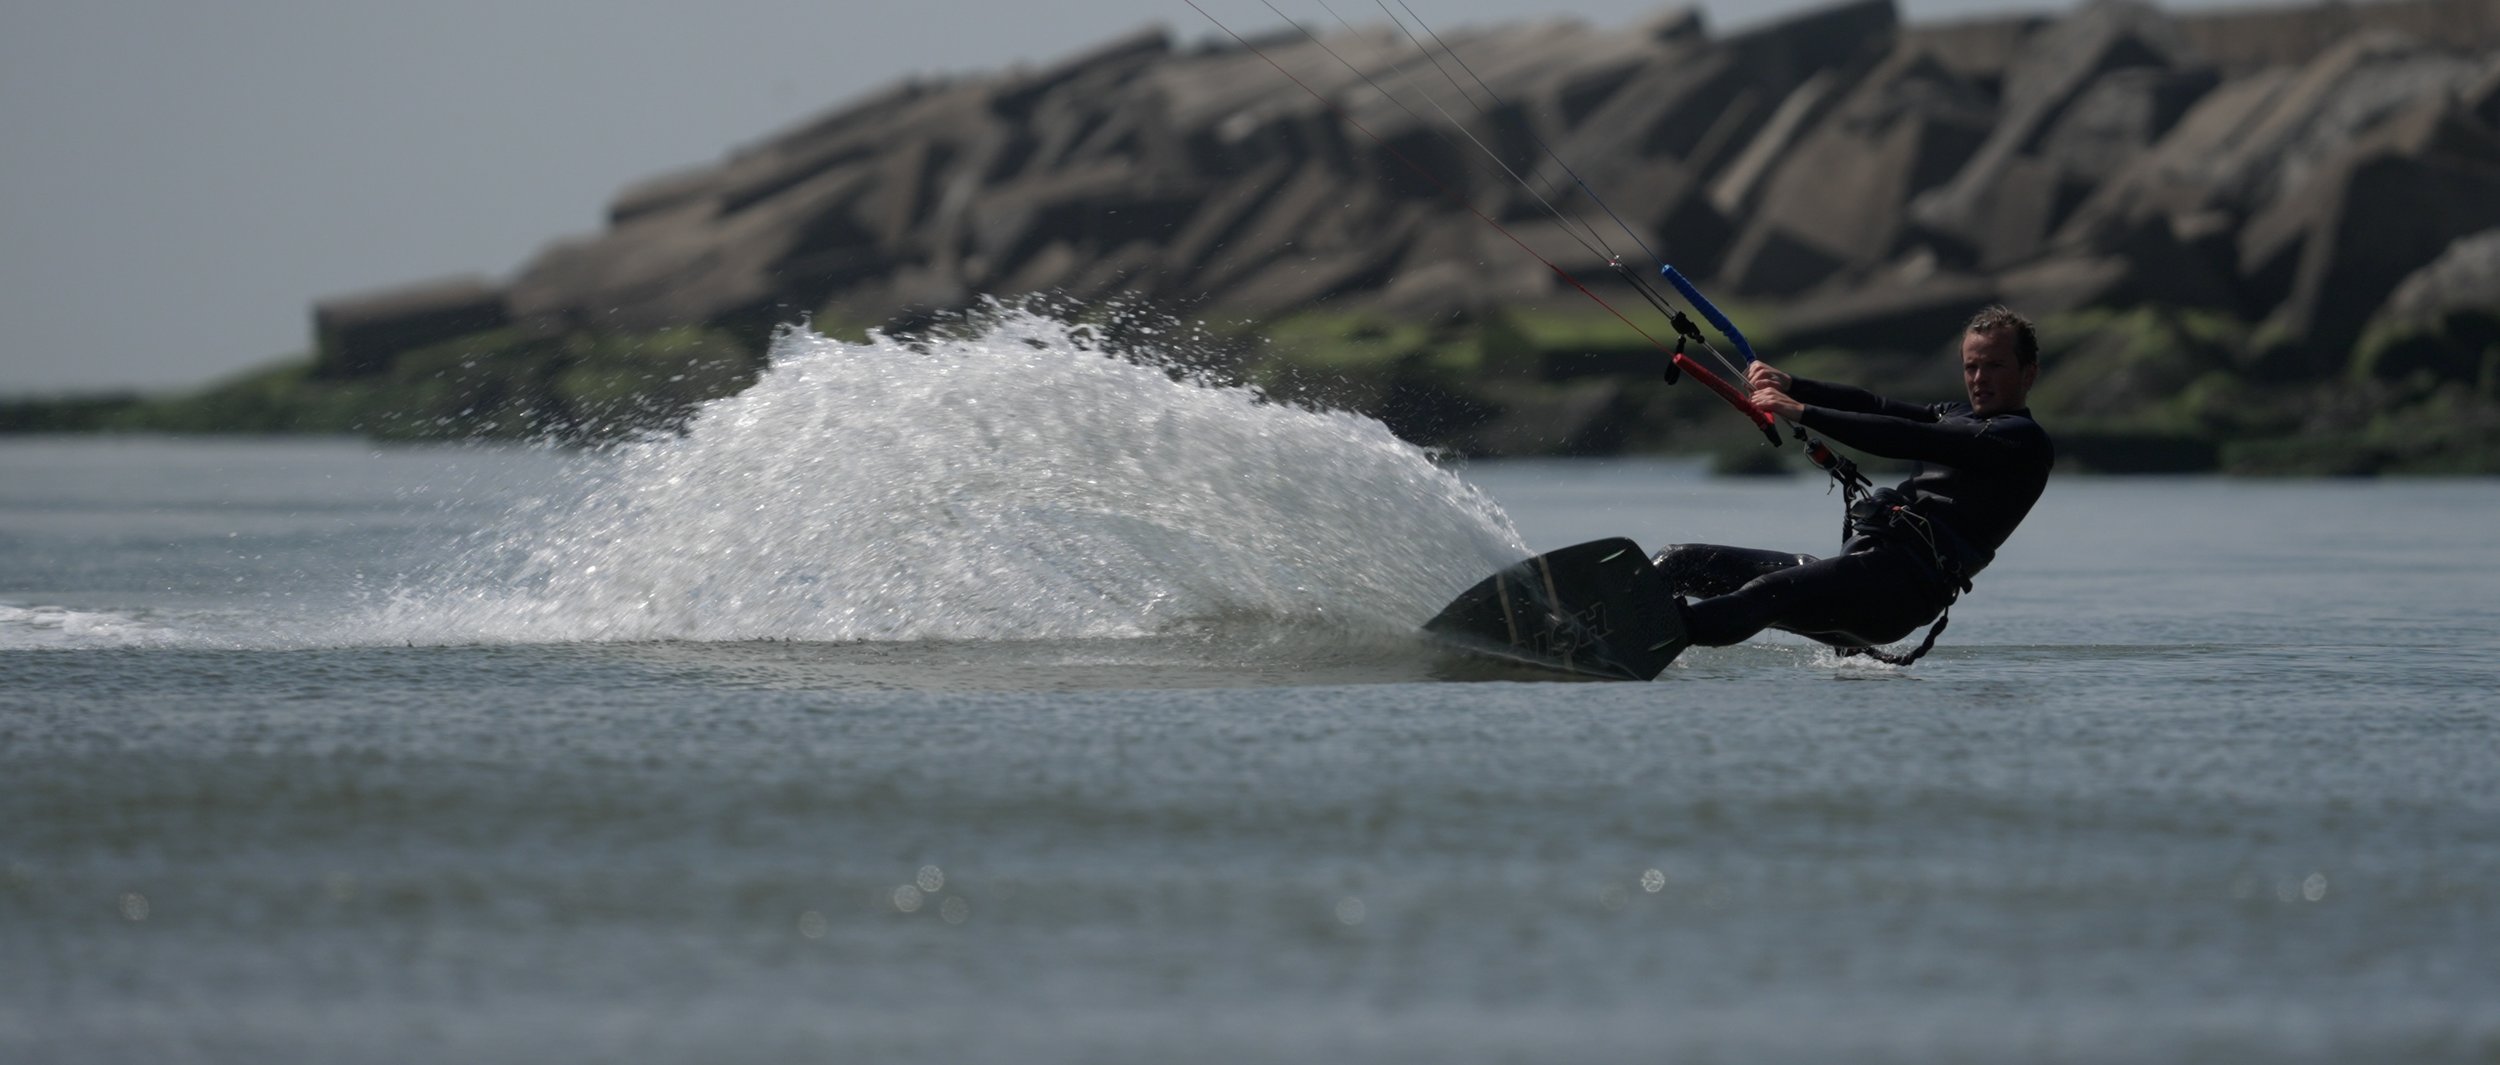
[5,319,2498,1063]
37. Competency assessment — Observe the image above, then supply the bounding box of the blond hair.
[1966,305,2038,367]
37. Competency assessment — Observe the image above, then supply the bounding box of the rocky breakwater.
[281,0,2500,469]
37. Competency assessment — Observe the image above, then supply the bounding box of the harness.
[1834,485,1978,666]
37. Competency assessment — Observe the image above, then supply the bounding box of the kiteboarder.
[1655,306,2054,656]
[1188,0,2048,669]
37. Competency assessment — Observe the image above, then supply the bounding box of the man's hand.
[1751,387,1803,420]
[1746,361,1801,419]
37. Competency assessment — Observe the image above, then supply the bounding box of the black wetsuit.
[1659,378,2054,648]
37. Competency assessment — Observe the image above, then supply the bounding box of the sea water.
[4,312,2497,1063]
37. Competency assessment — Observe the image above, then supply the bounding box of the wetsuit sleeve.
[1798,404,2046,474]
[1785,377,1937,421]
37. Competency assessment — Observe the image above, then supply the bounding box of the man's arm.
[1799,406,2048,474]
[1747,359,2049,472]
[1785,377,1936,421]
[1745,361,1932,420]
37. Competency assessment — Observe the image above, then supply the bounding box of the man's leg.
[1673,547,1947,647]
[1652,543,1816,599]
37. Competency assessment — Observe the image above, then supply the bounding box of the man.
[1657,306,2053,658]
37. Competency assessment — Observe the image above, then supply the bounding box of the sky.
[1,0,2235,394]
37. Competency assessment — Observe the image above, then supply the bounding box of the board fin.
[1422,538,1688,681]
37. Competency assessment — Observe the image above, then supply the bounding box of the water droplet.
[118,892,149,921]
[940,896,970,925]
[916,865,945,893]
[2303,872,2328,902]
[1640,869,1666,893]
[1335,897,1366,926]
[892,885,925,913]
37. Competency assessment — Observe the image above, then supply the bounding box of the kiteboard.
[1422,538,1687,681]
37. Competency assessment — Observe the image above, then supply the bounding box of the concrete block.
[313,278,508,378]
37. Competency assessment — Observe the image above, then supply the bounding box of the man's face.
[1962,328,2036,417]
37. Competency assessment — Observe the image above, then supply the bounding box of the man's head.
[1961,306,2038,417]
